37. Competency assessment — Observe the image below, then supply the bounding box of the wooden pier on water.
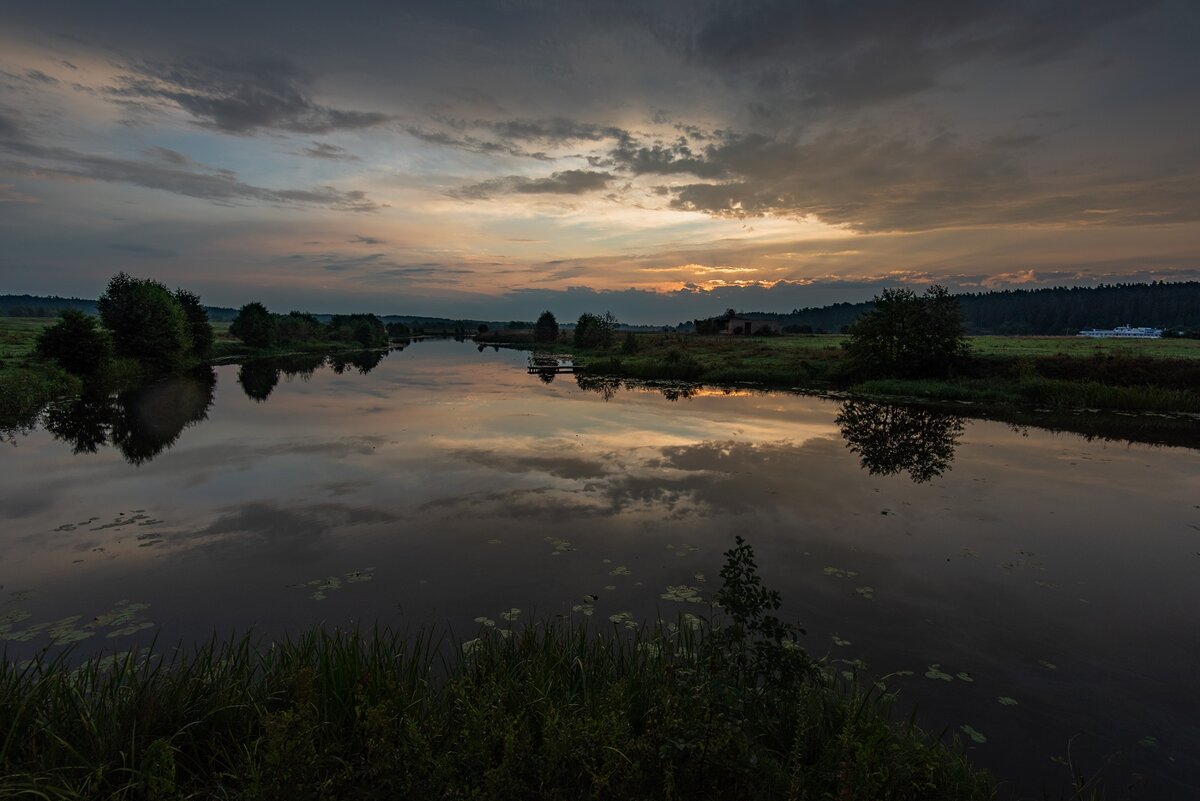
[527,356,575,375]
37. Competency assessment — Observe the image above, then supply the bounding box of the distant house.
[1078,325,1163,339]
[694,313,782,335]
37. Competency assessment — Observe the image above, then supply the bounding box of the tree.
[574,311,616,349]
[844,285,968,378]
[174,289,214,357]
[534,310,559,343]
[96,272,189,368]
[35,309,113,375]
[230,302,276,348]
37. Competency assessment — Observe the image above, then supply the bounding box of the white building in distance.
[1078,325,1163,339]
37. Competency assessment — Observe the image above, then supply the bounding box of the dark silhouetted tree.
[174,289,214,357]
[96,273,189,368]
[230,302,276,348]
[35,309,112,375]
[534,310,559,343]
[574,311,616,349]
[844,285,968,378]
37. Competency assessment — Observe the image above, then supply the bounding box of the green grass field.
[0,317,53,378]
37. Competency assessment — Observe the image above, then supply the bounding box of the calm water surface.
[2,339,1198,798]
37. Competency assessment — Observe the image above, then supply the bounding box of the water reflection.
[238,350,387,401]
[835,399,965,483]
[237,361,279,402]
[42,367,217,465]
[329,350,385,375]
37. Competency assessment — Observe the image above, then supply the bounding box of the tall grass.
[2,542,995,801]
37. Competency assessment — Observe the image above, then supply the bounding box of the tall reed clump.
[1,538,995,800]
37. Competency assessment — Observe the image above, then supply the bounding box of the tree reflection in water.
[329,350,385,375]
[835,399,966,483]
[574,374,623,401]
[238,361,279,402]
[43,367,217,465]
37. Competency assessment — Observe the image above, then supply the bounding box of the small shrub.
[35,309,112,375]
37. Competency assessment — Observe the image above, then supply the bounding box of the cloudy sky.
[1,0,1197,322]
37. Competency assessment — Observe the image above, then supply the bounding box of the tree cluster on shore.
[36,273,213,376]
[229,303,388,349]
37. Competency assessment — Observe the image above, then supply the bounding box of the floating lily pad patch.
[955,671,974,682]
[1138,735,1158,748]
[474,616,496,627]
[608,611,638,630]
[925,664,953,681]
[609,565,631,576]
[960,725,987,744]
[831,634,851,646]
[301,568,376,600]
[823,567,857,578]
[572,595,597,616]
[997,696,1018,706]
[1038,660,1057,670]
[545,536,575,556]
[3,600,154,646]
[500,607,521,621]
[667,544,699,557]
[855,586,875,599]
[660,585,704,604]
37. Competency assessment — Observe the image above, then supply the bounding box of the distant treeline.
[755,281,1200,335]
[0,294,241,321]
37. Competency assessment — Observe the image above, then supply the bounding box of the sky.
[1,0,1198,324]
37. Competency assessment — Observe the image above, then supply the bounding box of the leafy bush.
[34,309,112,375]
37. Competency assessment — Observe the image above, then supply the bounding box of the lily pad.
[925,664,953,681]
[660,585,704,603]
[960,725,987,744]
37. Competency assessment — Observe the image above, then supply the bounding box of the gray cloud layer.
[451,169,614,199]
[108,59,390,135]
[0,112,381,211]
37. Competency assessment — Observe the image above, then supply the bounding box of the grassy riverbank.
[482,330,1200,414]
[1,544,995,801]
[0,318,389,429]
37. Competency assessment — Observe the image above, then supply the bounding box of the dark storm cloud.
[0,114,381,211]
[598,126,1200,231]
[451,169,614,199]
[106,59,390,135]
[294,141,361,161]
[685,0,1159,107]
